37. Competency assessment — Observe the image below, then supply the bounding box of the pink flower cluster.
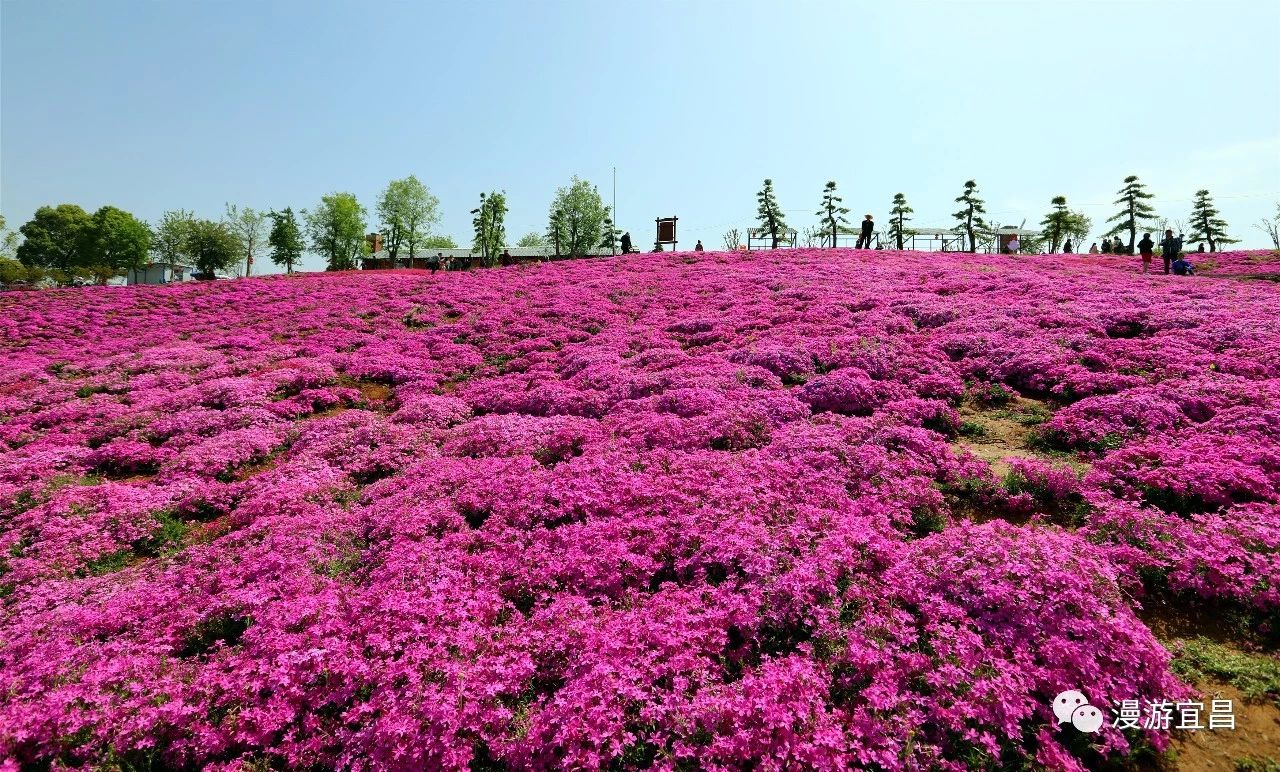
[1,248,1277,770]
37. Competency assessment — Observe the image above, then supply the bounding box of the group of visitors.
[1135,230,1195,275]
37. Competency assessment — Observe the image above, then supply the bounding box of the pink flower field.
[2,248,1279,770]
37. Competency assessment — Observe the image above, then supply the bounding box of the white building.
[126,262,195,285]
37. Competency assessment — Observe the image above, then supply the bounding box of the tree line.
[2,173,1270,287]
[1,173,628,285]
[742,176,1244,254]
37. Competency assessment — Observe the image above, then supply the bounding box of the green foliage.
[546,177,609,258]
[377,174,440,259]
[0,257,39,285]
[420,234,458,249]
[816,180,850,247]
[151,209,195,269]
[1171,637,1280,707]
[598,216,621,254]
[755,178,789,249]
[1039,196,1072,253]
[1236,757,1280,772]
[958,420,988,438]
[15,204,93,271]
[14,204,150,282]
[267,207,305,273]
[1187,189,1237,253]
[952,180,990,253]
[1104,175,1157,251]
[305,192,368,271]
[224,203,269,276]
[86,205,151,279]
[888,193,913,250]
[516,232,545,248]
[0,214,23,260]
[471,191,508,265]
[186,219,242,276]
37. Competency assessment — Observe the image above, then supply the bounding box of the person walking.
[856,215,874,249]
[1160,230,1182,274]
[428,252,442,274]
[1137,233,1155,274]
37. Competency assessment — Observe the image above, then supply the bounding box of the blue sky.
[3,0,1279,272]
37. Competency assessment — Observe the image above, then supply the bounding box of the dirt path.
[952,395,1057,479]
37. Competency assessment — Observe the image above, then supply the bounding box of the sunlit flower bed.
[1,249,1277,770]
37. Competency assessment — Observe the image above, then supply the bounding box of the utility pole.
[613,166,617,244]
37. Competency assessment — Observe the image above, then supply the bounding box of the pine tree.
[815,181,850,248]
[756,179,788,249]
[952,180,990,253]
[1186,189,1236,252]
[1104,175,1157,253]
[599,213,621,254]
[888,193,913,250]
[1039,196,1072,253]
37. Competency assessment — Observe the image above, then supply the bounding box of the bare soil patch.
[954,395,1054,478]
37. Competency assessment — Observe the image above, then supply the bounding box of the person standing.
[427,252,442,274]
[1007,235,1020,254]
[694,240,704,252]
[856,215,874,249]
[1160,230,1182,274]
[1063,238,1074,253]
[1137,233,1155,274]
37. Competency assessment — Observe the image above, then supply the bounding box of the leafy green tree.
[471,191,508,265]
[16,204,93,271]
[1063,211,1092,252]
[225,204,269,277]
[186,219,241,276]
[152,209,195,271]
[85,206,151,281]
[888,193,913,249]
[377,175,440,262]
[267,207,305,273]
[421,234,458,249]
[952,180,990,253]
[0,257,36,285]
[815,180,850,248]
[304,192,367,271]
[756,179,788,249]
[516,232,545,248]
[1187,189,1237,252]
[1104,175,1157,252]
[547,177,609,258]
[1040,196,1073,253]
[0,215,21,260]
